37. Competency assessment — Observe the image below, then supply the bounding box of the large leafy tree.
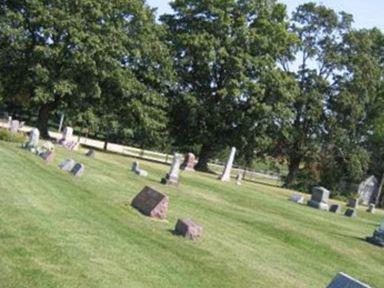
[0,0,171,141]
[162,0,293,171]
[277,3,353,188]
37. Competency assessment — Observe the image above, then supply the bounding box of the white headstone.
[358,176,379,205]
[62,127,73,141]
[291,194,305,204]
[169,153,182,180]
[25,128,40,149]
[220,147,236,181]
[10,120,20,133]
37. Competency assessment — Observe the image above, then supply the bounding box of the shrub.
[0,129,26,143]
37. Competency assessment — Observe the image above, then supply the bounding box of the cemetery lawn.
[1,142,384,288]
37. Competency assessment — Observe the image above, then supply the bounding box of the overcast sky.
[146,0,384,30]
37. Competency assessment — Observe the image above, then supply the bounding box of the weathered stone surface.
[327,272,371,288]
[366,229,384,247]
[358,176,379,206]
[40,151,55,163]
[307,186,330,211]
[347,198,359,209]
[181,153,196,171]
[131,186,168,219]
[161,153,182,186]
[131,161,148,177]
[366,204,376,214]
[174,218,203,240]
[59,159,76,172]
[329,204,341,213]
[344,208,357,217]
[71,163,85,177]
[220,147,236,181]
[23,128,40,150]
[85,149,96,158]
[9,120,20,133]
[290,194,304,204]
[311,186,330,203]
[62,127,73,142]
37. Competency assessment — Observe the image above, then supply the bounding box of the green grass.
[0,141,383,288]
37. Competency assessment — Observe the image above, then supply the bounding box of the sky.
[146,0,384,30]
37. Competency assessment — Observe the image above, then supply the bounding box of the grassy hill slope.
[0,142,383,288]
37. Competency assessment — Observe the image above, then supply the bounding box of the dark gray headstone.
[327,272,371,288]
[308,186,330,210]
[329,204,341,213]
[71,163,85,177]
[344,208,356,217]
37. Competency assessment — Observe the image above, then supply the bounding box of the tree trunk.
[284,155,302,188]
[195,144,213,172]
[37,103,52,139]
[377,172,384,208]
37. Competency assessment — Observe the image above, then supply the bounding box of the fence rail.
[0,120,282,184]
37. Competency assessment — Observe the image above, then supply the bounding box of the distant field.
[0,141,383,287]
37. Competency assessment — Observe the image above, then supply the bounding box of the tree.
[277,3,353,188]
[0,0,172,141]
[162,0,293,171]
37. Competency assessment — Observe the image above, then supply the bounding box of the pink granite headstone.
[174,218,203,240]
[131,186,169,219]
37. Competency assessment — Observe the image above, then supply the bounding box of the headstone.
[236,174,243,186]
[174,219,203,240]
[329,204,341,213]
[62,127,73,142]
[71,163,85,177]
[85,149,95,158]
[344,208,356,217]
[358,176,379,206]
[347,198,359,209]
[131,161,148,177]
[131,186,169,219]
[40,151,55,163]
[307,186,330,211]
[219,147,236,181]
[161,153,182,186]
[59,159,76,172]
[132,161,139,172]
[24,128,40,150]
[366,204,376,214]
[10,120,20,133]
[290,194,305,204]
[366,218,384,247]
[7,116,12,127]
[181,153,196,171]
[327,272,371,288]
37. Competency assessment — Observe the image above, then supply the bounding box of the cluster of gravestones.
[131,186,203,240]
[130,147,241,240]
[22,128,56,163]
[21,127,85,176]
[58,127,79,151]
[291,186,384,249]
[58,159,85,176]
